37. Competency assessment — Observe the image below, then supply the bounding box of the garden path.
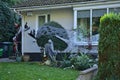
[0,58,16,62]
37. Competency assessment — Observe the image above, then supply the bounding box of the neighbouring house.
[12,0,120,57]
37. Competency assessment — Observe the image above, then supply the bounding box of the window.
[38,14,50,27]
[38,16,45,27]
[76,9,107,45]
[74,5,120,45]
[109,7,120,14]
[92,9,106,43]
[77,10,90,43]
[47,14,50,22]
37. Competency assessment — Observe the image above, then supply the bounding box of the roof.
[13,0,95,8]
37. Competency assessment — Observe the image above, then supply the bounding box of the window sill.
[74,42,98,46]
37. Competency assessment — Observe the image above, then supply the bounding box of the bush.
[70,53,90,70]
[95,13,120,80]
[56,52,97,70]
[36,21,69,51]
[0,1,20,42]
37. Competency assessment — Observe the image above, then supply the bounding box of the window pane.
[109,7,120,14]
[77,10,90,18]
[77,10,90,42]
[48,14,50,22]
[92,9,106,42]
[38,16,45,27]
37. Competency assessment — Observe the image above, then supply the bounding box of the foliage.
[56,52,71,68]
[77,25,89,38]
[36,21,68,51]
[37,35,68,51]
[70,53,91,70]
[56,52,70,61]
[57,60,71,68]
[57,52,97,71]
[0,0,22,7]
[0,63,79,80]
[44,21,64,29]
[95,13,120,80]
[0,1,18,42]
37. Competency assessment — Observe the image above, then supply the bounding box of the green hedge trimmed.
[95,13,120,80]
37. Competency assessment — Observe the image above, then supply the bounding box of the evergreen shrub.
[95,13,120,80]
[0,1,19,42]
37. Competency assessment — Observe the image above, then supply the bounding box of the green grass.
[0,62,79,80]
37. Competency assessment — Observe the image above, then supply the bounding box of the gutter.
[11,5,73,12]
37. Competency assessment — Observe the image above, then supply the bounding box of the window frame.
[73,4,120,46]
[36,14,50,35]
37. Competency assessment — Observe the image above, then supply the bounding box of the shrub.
[0,1,20,42]
[70,53,90,70]
[95,13,120,80]
[56,53,97,70]
[36,21,68,51]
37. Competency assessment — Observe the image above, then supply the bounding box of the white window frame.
[35,14,49,35]
[73,3,120,46]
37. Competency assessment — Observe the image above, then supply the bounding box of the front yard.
[0,62,79,80]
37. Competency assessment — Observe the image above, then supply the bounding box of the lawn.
[0,62,79,80]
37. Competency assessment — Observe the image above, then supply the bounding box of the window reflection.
[92,9,106,42]
[109,7,120,14]
[76,9,107,43]
[77,10,90,42]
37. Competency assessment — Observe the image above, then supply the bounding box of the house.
[12,0,120,57]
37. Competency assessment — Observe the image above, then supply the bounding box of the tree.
[0,1,20,42]
[0,0,21,7]
[95,13,120,80]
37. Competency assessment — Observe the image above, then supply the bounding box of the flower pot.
[16,56,22,62]
[23,55,30,62]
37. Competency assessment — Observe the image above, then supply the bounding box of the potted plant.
[22,55,30,62]
[16,51,22,62]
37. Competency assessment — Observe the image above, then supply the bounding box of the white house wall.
[50,8,73,30]
[22,14,40,53]
[22,8,73,53]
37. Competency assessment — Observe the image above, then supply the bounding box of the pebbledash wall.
[19,0,120,55]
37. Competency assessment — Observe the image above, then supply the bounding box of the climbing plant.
[95,13,120,80]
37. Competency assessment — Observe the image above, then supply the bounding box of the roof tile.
[13,0,94,8]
